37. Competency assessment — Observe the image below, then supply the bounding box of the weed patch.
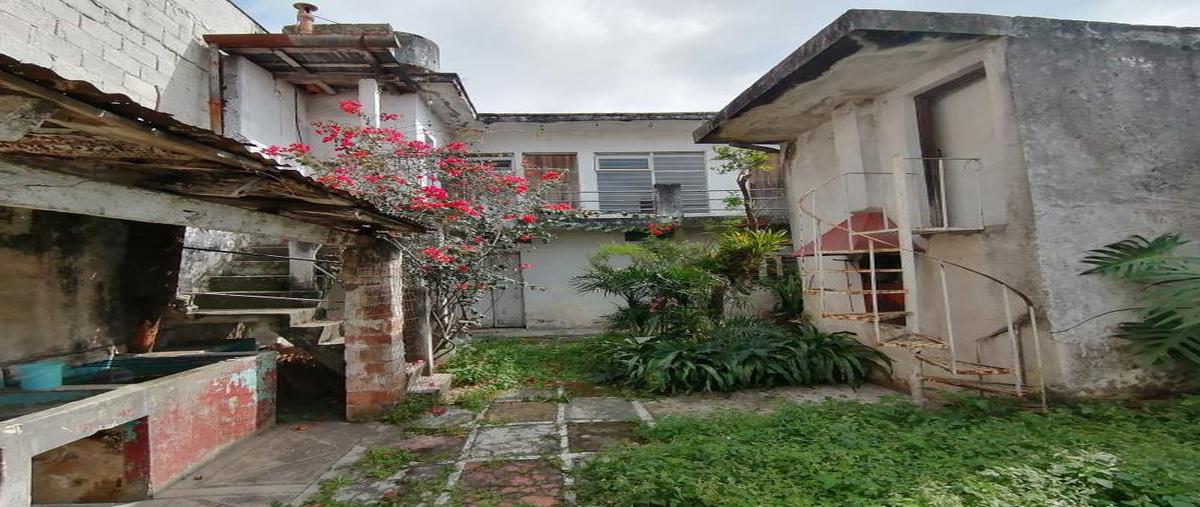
[575,397,1200,506]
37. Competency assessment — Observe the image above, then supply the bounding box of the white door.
[474,251,526,328]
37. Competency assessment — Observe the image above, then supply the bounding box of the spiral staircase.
[793,156,1048,409]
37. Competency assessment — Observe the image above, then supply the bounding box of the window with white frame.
[595,152,708,214]
[467,153,515,173]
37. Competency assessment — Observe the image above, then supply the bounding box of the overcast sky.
[232,1,1200,113]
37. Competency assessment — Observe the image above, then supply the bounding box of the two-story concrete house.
[695,10,1200,402]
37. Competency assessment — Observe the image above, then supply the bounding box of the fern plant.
[1081,233,1200,367]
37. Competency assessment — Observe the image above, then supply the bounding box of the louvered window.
[595,152,708,214]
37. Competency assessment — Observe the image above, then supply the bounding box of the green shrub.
[595,319,891,394]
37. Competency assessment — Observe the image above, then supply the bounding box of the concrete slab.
[468,424,559,459]
[411,406,477,429]
[565,397,639,422]
[390,434,467,463]
[168,422,387,489]
[559,381,620,398]
[567,422,642,453]
[483,401,557,424]
[458,459,562,506]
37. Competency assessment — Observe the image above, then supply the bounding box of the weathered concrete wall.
[0,353,276,506]
[784,40,1049,393]
[1006,27,1200,396]
[179,227,259,293]
[0,207,131,364]
[0,0,264,128]
[519,229,625,330]
[222,55,307,149]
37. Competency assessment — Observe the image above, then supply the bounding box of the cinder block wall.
[0,0,264,128]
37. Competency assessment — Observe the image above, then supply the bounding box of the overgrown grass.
[437,336,605,406]
[355,447,416,479]
[574,397,1200,506]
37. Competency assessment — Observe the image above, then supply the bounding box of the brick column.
[341,240,408,421]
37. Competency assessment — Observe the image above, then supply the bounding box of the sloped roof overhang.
[693,10,1019,144]
[0,54,425,238]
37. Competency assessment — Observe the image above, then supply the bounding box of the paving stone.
[468,424,559,458]
[390,434,467,462]
[566,397,639,421]
[495,387,559,401]
[458,459,562,506]
[484,401,557,424]
[567,421,642,452]
[410,406,477,429]
[560,381,620,397]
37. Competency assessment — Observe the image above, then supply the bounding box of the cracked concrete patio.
[107,383,891,506]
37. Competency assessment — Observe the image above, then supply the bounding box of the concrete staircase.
[169,242,451,401]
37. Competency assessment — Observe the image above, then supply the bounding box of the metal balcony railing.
[544,188,789,218]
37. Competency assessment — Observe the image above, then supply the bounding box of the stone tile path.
[127,383,891,506]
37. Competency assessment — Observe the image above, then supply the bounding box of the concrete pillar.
[412,286,434,375]
[0,448,33,506]
[357,78,381,127]
[341,239,407,421]
[831,100,881,213]
[654,183,684,218]
[287,241,318,290]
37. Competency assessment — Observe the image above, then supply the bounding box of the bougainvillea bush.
[265,101,580,352]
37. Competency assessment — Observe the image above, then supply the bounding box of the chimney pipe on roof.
[293,3,318,34]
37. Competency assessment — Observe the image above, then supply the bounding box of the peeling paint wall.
[0,207,131,364]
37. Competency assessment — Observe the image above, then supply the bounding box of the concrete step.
[208,274,333,292]
[191,291,324,309]
[285,321,346,374]
[221,260,290,276]
[184,307,321,326]
[406,373,452,402]
[245,244,290,256]
[208,275,291,292]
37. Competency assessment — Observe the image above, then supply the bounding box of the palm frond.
[1080,234,1188,279]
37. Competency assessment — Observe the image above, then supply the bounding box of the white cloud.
[233,0,1200,113]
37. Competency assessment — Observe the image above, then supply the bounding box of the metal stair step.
[880,333,947,349]
[822,311,909,322]
[805,288,907,295]
[923,376,1034,398]
[918,355,1012,376]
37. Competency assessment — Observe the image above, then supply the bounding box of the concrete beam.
[0,159,356,244]
[358,78,381,127]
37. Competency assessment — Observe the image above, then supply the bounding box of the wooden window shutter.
[523,154,579,207]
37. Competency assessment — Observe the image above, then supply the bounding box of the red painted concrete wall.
[146,354,276,489]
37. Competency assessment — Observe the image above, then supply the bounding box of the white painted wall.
[469,119,739,215]
[0,0,264,129]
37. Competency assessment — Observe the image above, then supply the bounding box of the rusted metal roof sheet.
[0,54,424,235]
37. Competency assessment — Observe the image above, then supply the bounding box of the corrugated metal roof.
[0,53,424,235]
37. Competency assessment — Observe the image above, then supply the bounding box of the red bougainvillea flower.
[420,247,454,264]
[539,170,561,181]
[542,203,572,211]
[339,100,362,114]
[261,145,283,156]
[380,112,400,121]
[517,234,531,242]
[429,406,448,416]
[444,141,467,152]
[519,214,536,224]
[648,223,675,236]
